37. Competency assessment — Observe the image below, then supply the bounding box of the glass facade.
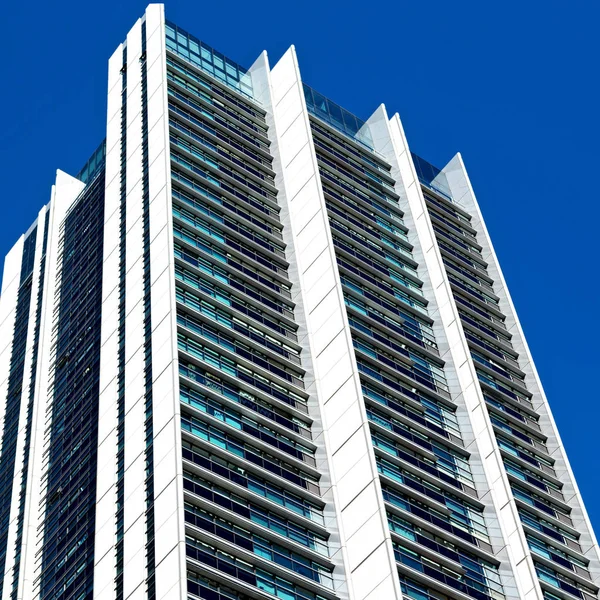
[421,181,598,600]
[76,140,106,184]
[303,84,374,150]
[0,6,596,600]
[164,40,338,600]
[304,106,508,600]
[40,171,105,600]
[0,227,37,599]
[411,152,452,201]
[165,20,253,99]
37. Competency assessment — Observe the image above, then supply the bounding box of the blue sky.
[1,0,598,529]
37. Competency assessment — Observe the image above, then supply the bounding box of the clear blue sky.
[1,0,598,529]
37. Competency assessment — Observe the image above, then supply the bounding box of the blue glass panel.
[411,152,453,201]
[302,83,374,149]
[165,20,253,99]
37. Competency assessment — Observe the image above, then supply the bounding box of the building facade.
[0,4,597,600]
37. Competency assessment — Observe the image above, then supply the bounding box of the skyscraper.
[0,4,597,600]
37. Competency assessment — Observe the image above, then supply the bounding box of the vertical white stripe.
[94,39,125,600]
[145,5,187,598]
[247,50,351,597]
[122,17,151,600]
[95,6,187,597]
[13,207,50,600]
[366,105,535,600]
[266,46,403,600]
[443,153,600,588]
[21,171,86,600]
[0,237,24,461]
[2,210,46,598]
[0,234,25,599]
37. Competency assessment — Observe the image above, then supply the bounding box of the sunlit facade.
[0,5,597,600]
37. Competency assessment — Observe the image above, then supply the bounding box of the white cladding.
[258,46,403,600]
[370,105,538,600]
[95,4,186,599]
[12,172,87,600]
[442,154,600,589]
[0,4,597,599]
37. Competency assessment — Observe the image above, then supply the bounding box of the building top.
[166,12,444,180]
[302,83,375,150]
[76,139,106,184]
[165,19,254,100]
[412,152,453,201]
[70,12,450,199]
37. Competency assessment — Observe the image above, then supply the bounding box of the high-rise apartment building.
[0,4,597,600]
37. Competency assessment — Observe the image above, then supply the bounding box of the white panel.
[378,106,537,600]
[18,172,86,600]
[144,5,187,597]
[153,479,180,562]
[346,511,387,571]
[104,167,122,223]
[94,551,118,600]
[363,576,401,600]
[1,219,47,594]
[443,152,600,587]
[123,516,145,599]
[108,43,124,99]
[151,364,176,437]
[147,116,167,166]
[155,545,186,600]
[126,147,143,193]
[256,46,402,600]
[326,398,363,455]
[351,544,397,600]
[0,237,24,296]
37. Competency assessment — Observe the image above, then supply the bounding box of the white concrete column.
[121,16,152,599]
[94,36,126,600]
[443,153,600,588]
[21,171,86,600]
[0,231,25,600]
[381,111,541,600]
[145,4,187,599]
[261,46,403,600]
[246,50,349,599]
[2,210,48,599]
[0,238,24,463]
[95,5,186,598]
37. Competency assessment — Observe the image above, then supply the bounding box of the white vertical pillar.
[443,153,600,588]
[95,5,186,598]
[21,171,86,600]
[0,237,24,462]
[13,207,50,600]
[382,111,541,600]
[94,37,126,600]
[247,51,350,598]
[122,17,152,600]
[2,211,48,598]
[0,233,25,600]
[264,46,402,600]
[145,4,187,599]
